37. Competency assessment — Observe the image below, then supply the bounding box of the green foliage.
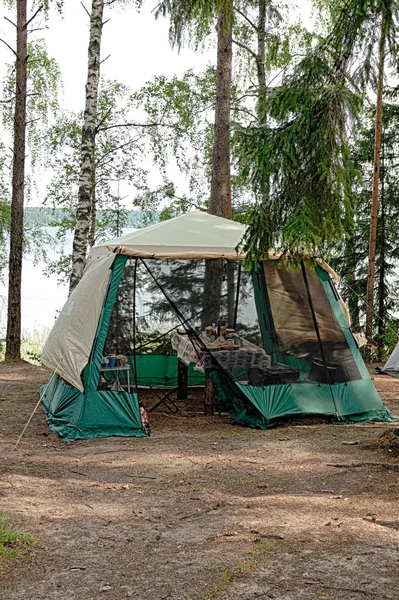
[255,540,275,550]
[320,0,399,89]
[233,1,314,88]
[0,326,53,364]
[333,96,399,359]
[3,1,65,13]
[2,39,61,166]
[204,535,275,599]
[132,67,216,179]
[0,516,34,567]
[42,67,222,279]
[21,327,51,364]
[155,0,224,50]
[238,51,361,266]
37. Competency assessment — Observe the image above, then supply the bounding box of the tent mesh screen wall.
[100,257,394,428]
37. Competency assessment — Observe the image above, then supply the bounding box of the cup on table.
[108,356,116,367]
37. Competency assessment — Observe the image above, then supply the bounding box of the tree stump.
[177,359,188,399]
[204,371,217,415]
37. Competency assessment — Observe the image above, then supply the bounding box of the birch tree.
[69,0,105,293]
[69,0,142,293]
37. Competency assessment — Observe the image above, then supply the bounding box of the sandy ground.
[0,361,399,600]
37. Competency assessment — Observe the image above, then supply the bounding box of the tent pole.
[300,260,340,420]
[233,262,241,329]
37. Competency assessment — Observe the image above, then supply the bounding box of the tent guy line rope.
[12,358,64,452]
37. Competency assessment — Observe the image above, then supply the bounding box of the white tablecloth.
[171,333,271,373]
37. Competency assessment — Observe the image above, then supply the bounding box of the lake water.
[0,229,72,335]
[0,228,142,336]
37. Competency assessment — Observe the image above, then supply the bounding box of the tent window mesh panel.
[101,258,361,393]
[261,262,361,383]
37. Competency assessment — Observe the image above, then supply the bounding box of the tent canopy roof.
[87,211,339,282]
[100,211,247,260]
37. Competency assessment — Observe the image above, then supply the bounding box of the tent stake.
[13,360,63,451]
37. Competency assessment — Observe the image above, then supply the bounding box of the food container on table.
[233,335,242,348]
[116,355,127,366]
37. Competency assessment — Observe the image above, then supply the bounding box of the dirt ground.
[1,362,399,600]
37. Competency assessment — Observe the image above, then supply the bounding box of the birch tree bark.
[5,0,28,360]
[69,0,104,293]
[365,10,386,345]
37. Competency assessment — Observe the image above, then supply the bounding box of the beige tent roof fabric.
[41,254,116,392]
[91,212,340,282]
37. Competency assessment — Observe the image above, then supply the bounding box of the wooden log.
[204,370,217,415]
[177,359,188,399]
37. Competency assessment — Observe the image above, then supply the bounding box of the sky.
[51,2,216,112]
[1,1,216,112]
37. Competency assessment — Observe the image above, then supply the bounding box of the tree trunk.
[177,359,188,400]
[209,2,232,218]
[202,1,233,414]
[202,2,233,314]
[69,0,104,293]
[5,0,28,360]
[256,0,267,126]
[201,258,224,331]
[365,12,386,344]
[377,154,386,362]
[226,260,235,328]
[204,370,217,415]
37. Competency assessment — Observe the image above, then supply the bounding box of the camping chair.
[132,354,205,413]
[133,355,180,414]
[147,387,179,414]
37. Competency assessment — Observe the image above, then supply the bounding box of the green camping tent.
[40,212,395,441]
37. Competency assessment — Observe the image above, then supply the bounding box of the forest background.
[0,0,398,363]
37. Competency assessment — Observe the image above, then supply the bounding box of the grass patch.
[207,569,234,598]
[205,539,275,598]
[255,540,275,551]
[0,516,34,567]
